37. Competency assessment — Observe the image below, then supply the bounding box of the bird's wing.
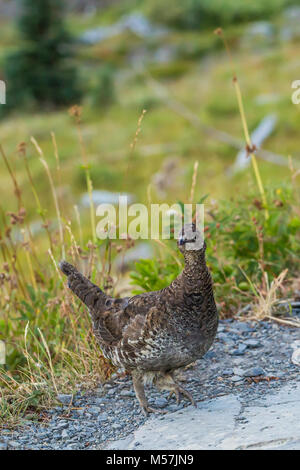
[92,293,155,346]
[120,293,167,348]
[91,297,131,345]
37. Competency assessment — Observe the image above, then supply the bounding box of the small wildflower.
[17,141,27,157]
[253,199,263,210]
[69,105,82,122]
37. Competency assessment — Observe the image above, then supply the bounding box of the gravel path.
[1,319,299,450]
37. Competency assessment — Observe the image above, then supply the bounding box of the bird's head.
[177,223,206,255]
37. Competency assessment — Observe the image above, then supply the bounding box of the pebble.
[97,413,108,423]
[234,322,254,333]
[120,390,135,397]
[218,333,231,343]
[231,344,247,356]
[222,369,233,376]
[243,367,266,377]
[231,375,243,382]
[57,394,73,406]
[233,367,245,376]
[244,339,261,348]
[168,403,184,412]
[56,422,68,430]
[8,440,21,448]
[88,406,102,414]
[153,397,168,408]
[112,423,122,430]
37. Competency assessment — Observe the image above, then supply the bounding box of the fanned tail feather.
[59,260,107,311]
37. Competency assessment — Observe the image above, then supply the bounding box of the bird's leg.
[156,373,197,408]
[131,371,167,416]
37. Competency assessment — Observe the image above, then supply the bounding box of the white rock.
[291,349,300,367]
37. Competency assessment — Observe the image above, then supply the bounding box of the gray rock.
[153,397,168,408]
[115,243,154,273]
[107,396,240,450]
[234,322,254,333]
[243,367,266,377]
[112,423,122,430]
[168,403,184,412]
[218,333,232,343]
[246,21,274,39]
[231,344,247,356]
[80,13,167,45]
[57,394,73,406]
[233,367,245,377]
[231,375,243,383]
[245,339,261,348]
[56,422,68,430]
[120,390,135,397]
[8,440,21,448]
[89,406,102,415]
[97,413,108,423]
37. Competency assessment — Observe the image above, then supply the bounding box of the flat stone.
[106,382,300,450]
[88,406,102,414]
[120,390,135,397]
[97,413,108,423]
[231,375,243,382]
[231,344,247,356]
[56,422,68,430]
[243,367,265,377]
[57,394,73,406]
[222,369,233,376]
[234,322,254,333]
[220,382,300,449]
[8,440,21,448]
[233,367,245,376]
[244,339,261,348]
[153,397,168,408]
[107,396,240,450]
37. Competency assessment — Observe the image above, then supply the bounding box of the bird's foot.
[141,405,168,417]
[168,386,197,408]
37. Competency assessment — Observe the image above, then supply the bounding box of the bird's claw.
[141,405,168,416]
[168,386,197,408]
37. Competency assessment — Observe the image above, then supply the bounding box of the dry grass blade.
[250,269,288,320]
[189,161,199,203]
[31,136,65,258]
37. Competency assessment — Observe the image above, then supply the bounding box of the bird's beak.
[178,237,185,246]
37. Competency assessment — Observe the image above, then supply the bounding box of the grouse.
[59,224,218,415]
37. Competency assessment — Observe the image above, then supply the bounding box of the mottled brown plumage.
[59,224,218,415]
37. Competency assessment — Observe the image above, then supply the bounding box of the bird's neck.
[182,250,211,291]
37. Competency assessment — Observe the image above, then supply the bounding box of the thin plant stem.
[31,137,65,258]
[215,28,269,219]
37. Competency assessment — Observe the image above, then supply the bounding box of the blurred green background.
[0,0,300,242]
